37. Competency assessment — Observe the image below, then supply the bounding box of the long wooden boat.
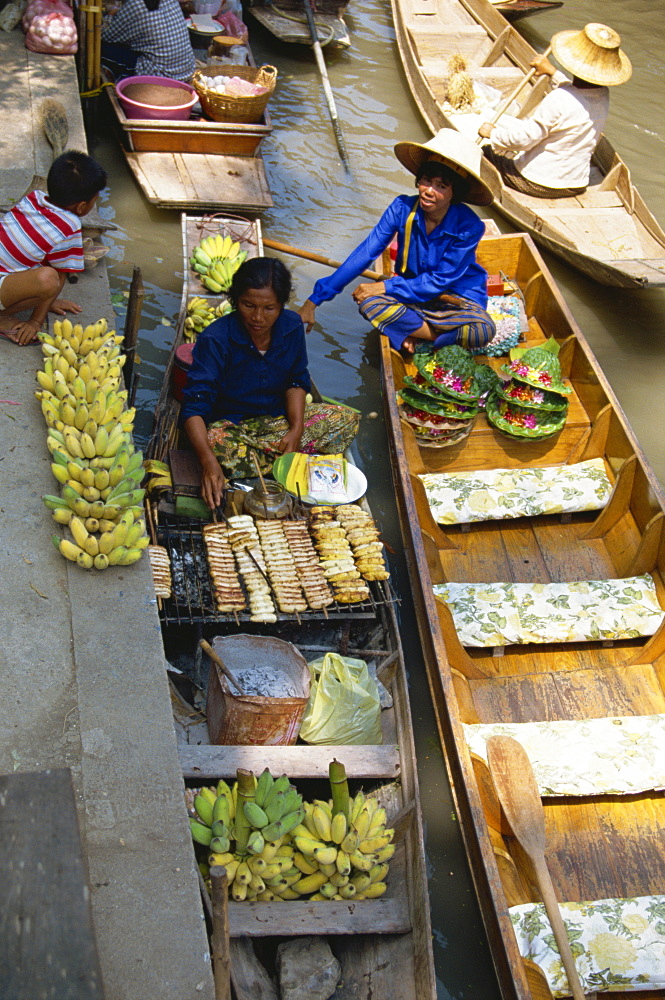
[380,231,665,999]
[144,213,436,998]
[390,0,665,287]
[491,0,563,24]
[103,41,273,212]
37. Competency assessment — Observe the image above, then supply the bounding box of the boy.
[0,150,108,345]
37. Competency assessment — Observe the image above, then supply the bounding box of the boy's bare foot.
[50,298,82,315]
[0,317,41,344]
[401,336,416,354]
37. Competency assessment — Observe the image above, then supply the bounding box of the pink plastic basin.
[116,75,197,121]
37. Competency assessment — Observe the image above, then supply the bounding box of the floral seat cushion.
[433,575,664,646]
[510,896,665,996]
[420,457,612,525]
[463,715,665,796]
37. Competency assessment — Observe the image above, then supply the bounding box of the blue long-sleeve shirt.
[180,309,311,425]
[310,195,488,309]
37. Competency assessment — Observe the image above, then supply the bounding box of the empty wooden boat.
[381,231,665,998]
[390,0,665,287]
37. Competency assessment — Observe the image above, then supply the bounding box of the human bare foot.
[0,317,41,344]
[50,298,82,315]
[401,336,416,354]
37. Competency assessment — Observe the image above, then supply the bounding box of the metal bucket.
[206,634,310,745]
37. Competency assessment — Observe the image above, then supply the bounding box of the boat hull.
[380,232,665,999]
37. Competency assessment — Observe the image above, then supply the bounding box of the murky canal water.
[88,0,665,994]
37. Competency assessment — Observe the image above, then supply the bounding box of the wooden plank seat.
[510,895,665,996]
[419,458,612,526]
[463,714,665,796]
[433,574,664,647]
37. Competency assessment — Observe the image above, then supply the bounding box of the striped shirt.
[0,191,84,275]
[102,0,196,81]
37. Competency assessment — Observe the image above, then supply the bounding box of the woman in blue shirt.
[182,257,358,508]
[299,129,496,354]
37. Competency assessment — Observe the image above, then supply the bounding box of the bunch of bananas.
[183,296,233,342]
[36,318,149,570]
[189,761,394,903]
[189,234,248,294]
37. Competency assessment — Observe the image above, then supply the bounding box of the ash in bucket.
[225,662,301,697]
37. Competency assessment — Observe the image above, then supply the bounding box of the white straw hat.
[551,23,632,86]
[394,128,494,207]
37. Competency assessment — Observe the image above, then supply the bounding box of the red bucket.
[172,342,195,402]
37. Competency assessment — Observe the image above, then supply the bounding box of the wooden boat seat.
[419,458,612,526]
[464,714,665,797]
[433,574,665,647]
[408,26,491,64]
[510,896,665,996]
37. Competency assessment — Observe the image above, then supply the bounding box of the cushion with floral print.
[510,896,665,996]
[463,715,665,796]
[433,575,664,646]
[420,457,612,525]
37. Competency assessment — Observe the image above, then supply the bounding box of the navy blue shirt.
[310,195,488,308]
[180,308,311,425]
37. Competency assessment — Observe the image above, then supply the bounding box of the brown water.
[90,1,665,994]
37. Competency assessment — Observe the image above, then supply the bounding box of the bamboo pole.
[302,0,350,172]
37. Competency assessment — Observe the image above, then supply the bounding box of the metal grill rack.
[156,512,400,626]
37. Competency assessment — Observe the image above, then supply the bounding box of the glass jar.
[243,481,293,519]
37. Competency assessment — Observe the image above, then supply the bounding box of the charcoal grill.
[156,511,399,626]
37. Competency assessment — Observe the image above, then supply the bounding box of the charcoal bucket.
[207,634,310,745]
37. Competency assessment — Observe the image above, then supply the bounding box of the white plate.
[275,458,368,506]
[188,14,221,33]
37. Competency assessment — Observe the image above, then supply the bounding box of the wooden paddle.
[475,45,552,145]
[262,237,384,280]
[302,0,351,172]
[485,735,585,1000]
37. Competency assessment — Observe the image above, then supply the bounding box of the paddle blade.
[486,735,546,859]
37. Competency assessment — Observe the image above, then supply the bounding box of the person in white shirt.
[478,23,632,198]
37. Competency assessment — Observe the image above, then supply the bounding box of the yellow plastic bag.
[299,652,382,745]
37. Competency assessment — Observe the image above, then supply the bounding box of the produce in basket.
[197,72,268,97]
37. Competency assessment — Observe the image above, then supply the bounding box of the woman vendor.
[181,257,359,509]
[299,129,496,355]
[101,0,196,81]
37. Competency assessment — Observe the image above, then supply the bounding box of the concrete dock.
[0,30,215,1000]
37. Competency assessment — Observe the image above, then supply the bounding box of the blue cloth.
[310,195,488,309]
[102,0,195,81]
[180,309,311,425]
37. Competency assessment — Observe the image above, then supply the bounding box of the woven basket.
[192,64,277,124]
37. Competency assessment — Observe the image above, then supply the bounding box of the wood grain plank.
[0,770,105,999]
[228,898,411,936]
[554,663,665,718]
[180,744,401,779]
[469,672,567,723]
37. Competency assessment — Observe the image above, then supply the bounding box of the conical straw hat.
[394,128,494,206]
[551,23,632,86]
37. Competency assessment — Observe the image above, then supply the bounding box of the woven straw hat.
[551,23,632,86]
[394,128,494,206]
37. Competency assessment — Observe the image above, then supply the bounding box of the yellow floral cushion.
[464,716,665,796]
[510,896,665,996]
[420,457,612,524]
[433,575,664,646]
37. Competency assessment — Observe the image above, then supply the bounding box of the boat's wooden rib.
[380,231,665,999]
[149,213,436,999]
[390,0,665,287]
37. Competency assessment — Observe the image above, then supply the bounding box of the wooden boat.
[380,230,665,998]
[144,213,437,999]
[245,0,350,49]
[390,0,665,287]
[103,41,273,212]
[490,0,563,24]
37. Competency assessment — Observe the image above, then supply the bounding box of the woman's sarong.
[483,146,586,199]
[358,293,496,352]
[207,402,360,477]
